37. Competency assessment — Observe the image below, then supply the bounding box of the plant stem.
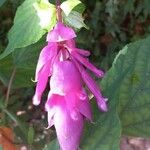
[56,0,62,22]
[5,67,16,107]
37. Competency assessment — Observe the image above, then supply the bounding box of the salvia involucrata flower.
[33,22,108,150]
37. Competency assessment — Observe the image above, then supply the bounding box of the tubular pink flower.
[33,22,107,150]
[45,60,92,150]
[46,94,84,150]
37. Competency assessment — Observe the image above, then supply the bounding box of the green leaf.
[64,11,88,30]
[80,94,121,149]
[33,0,56,30]
[0,57,34,88]
[43,139,60,150]
[60,0,81,16]
[73,3,85,14]
[28,126,35,144]
[100,36,150,138]
[0,0,6,7]
[116,37,150,138]
[12,38,45,69]
[0,0,56,60]
[0,39,44,88]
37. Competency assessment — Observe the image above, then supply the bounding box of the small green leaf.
[64,11,88,30]
[28,126,35,144]
[60,0,81,16]
[0,0,56,60]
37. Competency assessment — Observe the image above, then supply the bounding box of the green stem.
[5,67,16,107]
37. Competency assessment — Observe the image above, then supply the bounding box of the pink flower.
[33,22,107,150]
[45,60,92,150]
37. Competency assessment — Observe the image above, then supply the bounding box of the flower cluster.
[33,22,107,150]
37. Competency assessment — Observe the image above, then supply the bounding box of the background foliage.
[0,0,150,149]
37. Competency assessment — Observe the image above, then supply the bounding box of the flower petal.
[33,62,50,105]
[75,48,91,57]
[73,58,108,112]
[77,90,92,121]
[47,108,55,128]
[35,43,57,81]
[45,94,62,128]
[65,39,76,48]
[52,96,83,150]
[47,22,76,42]
[71,51,104,77]
[50,60,82,95]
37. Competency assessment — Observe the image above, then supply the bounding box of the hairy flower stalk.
[33,1,107,149]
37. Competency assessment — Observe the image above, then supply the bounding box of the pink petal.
[47,108,55,128]
[45,92,55,111]
[77,90,92,121]
[71,51,104,77]
[64,91,92,121]
[78,99,92,121]
[65,43,90,56]
[52,96,83,150]
[50,60,82,95]
[72,58,108,112]
[64,92,81,121]
[45,94,60,128]
[65,39,76,48]
[35,43,57,81]
[32,62,50,105]
[75,48,91,57]
[47,22,76,42]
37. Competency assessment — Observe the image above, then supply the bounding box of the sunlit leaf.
[64,11,88,30]
[60,0,81,16]
[33,0,56,30]
[0,0,56,60]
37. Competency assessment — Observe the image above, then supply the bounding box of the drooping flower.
[33,22,107,150]
[45,59,92,150]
